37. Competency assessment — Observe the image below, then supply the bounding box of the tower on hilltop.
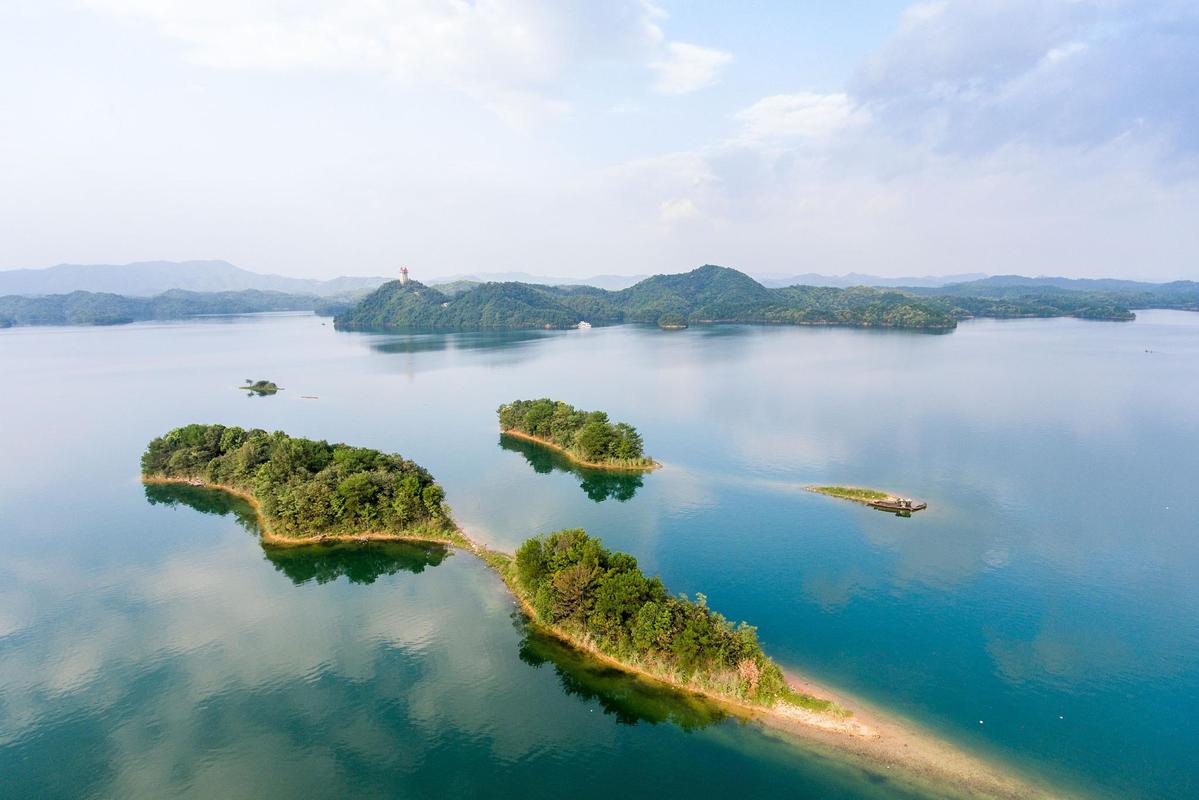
[399,266,410,286]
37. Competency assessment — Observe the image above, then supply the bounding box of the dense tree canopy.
[512,529,791,705]
[498,399,652,467]
[141,424,455,540]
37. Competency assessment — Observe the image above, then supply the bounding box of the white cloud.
[650,42,733,95]
[659,196,700,224]
[84,0,668,124]
[734,93,868,144]
[852,0,1199,155]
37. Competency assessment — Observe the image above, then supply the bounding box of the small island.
[240,378,281,395]
[497,399,659,470]
[141,424,464,546]
[807,485,927,514]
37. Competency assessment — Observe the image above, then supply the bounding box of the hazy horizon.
[1,258,1195,286]
[3,1,1197,282]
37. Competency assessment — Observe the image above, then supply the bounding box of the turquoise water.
[1,311,1196,798]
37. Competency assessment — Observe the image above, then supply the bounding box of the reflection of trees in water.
[143,482,448,585]
[514,613,726,732]
[265,541,448,585]
[499,434,644,503]
[370,330,553,355]
[145,482,261,534]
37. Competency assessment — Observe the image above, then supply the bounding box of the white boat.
[576,321,592,329]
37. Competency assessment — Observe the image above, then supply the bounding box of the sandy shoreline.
[499,429,662,471]
[145,475,1076,799]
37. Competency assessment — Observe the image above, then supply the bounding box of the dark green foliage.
[498,399,651,466]
[335,280,585,331]
[0,289,326,327]
[512,529,789,705]
[141,424,455,539]
[615,265,775,323]
[769,285,958,328]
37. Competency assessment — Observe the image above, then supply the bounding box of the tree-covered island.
[141,424,463,546]
[497,399,658,470]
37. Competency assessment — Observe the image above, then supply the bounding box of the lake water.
[1,311,1196,799]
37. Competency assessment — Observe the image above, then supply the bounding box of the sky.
[1,0,1197,281]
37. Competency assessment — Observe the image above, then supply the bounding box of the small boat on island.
[868,497,927,514]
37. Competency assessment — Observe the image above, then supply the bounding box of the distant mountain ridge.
[0,260,388,297]
[754,272,987,288]
[429,272,649,290]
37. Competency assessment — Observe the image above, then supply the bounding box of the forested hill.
[0,289,329,327]
[905,277,1199,315]
[334,266,960,332]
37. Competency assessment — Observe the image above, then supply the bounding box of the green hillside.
[334,265,959,332]
[0,289,324,327]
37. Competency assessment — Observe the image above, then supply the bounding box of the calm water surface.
[1,312,1197,798]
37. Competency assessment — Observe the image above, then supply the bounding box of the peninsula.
[498,399,659,470]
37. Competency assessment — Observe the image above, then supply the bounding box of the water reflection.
[499,434,644,502]
[266,541,449,585]
[143,482,449,584]
[515,614,726,732]
[369,329,555,356]
[144,482,261,534]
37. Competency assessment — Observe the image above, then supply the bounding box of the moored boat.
[868,497,927,514]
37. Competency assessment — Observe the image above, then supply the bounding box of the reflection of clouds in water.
[801,568,872,610]
[0,520,632,785]
[985,604,1198,691]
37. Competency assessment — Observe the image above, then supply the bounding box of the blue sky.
[1,0,1196,280]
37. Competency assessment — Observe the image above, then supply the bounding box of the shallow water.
[1,311,1196,798]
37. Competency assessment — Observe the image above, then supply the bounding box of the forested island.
[141,424,461,545]
[0,288,355,327]
[332,264,1197,333]
[498,399,657,470]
